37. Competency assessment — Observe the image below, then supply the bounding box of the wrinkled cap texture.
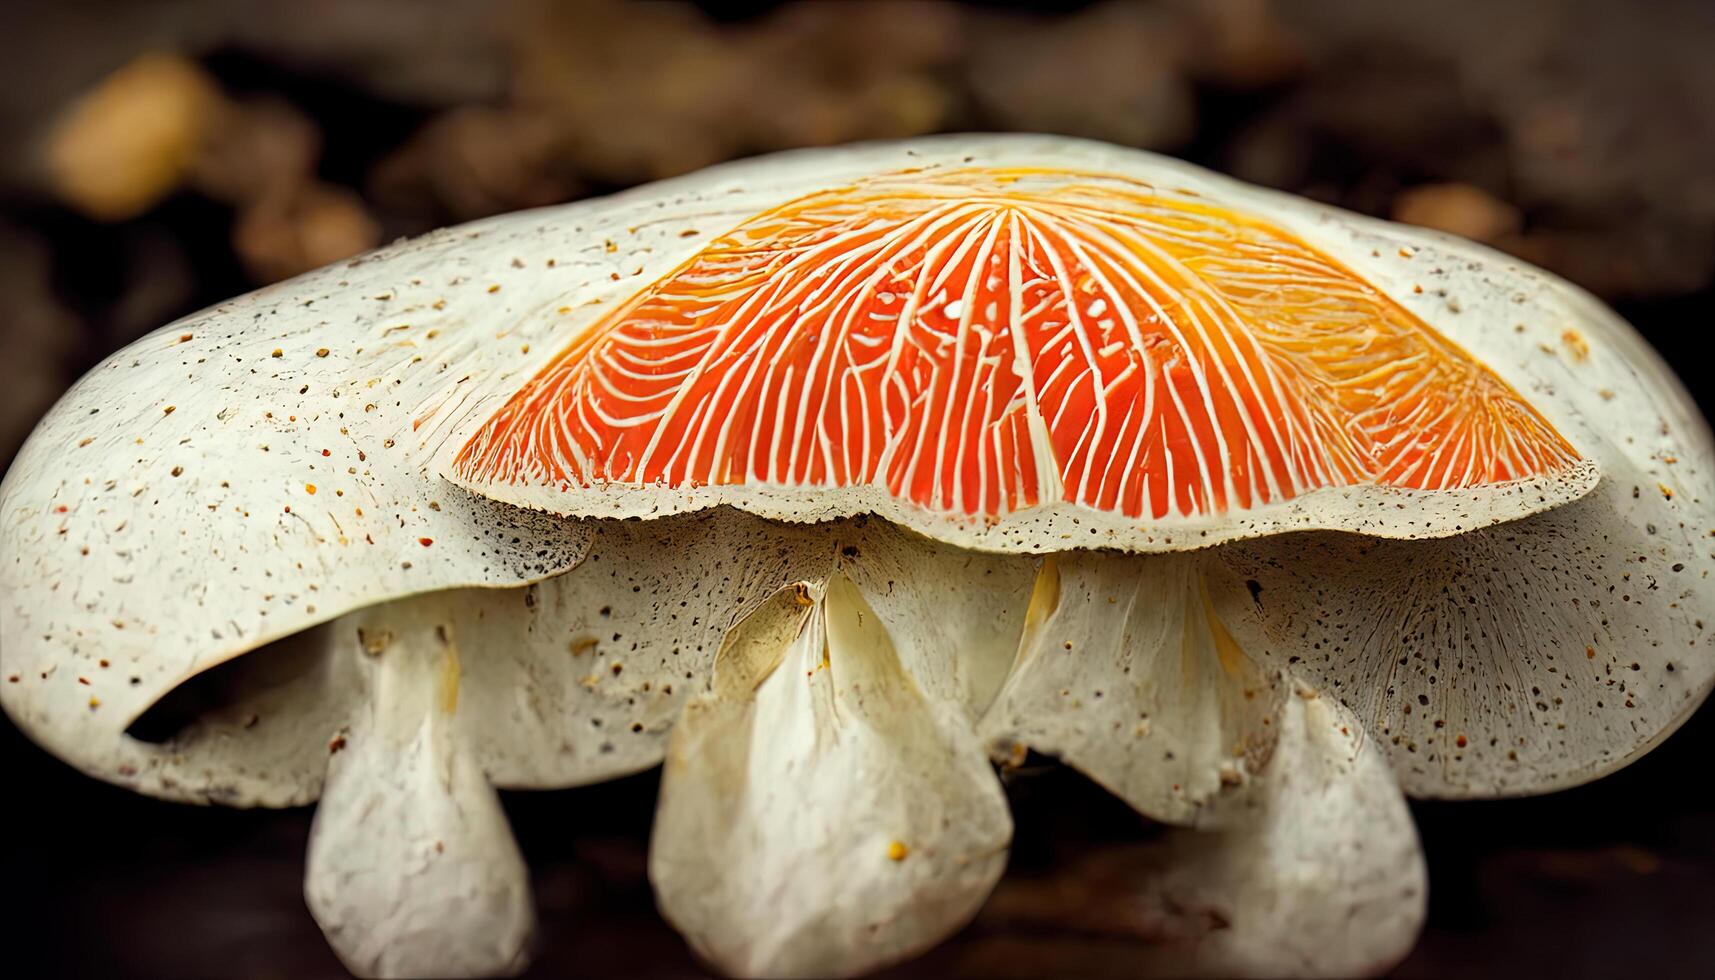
[1,133,1710,978]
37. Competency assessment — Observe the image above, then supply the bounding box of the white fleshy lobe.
[1139,682,1426,976]
[304,595,533,979]
[650,574,1013,979]
[990,680,1425,978]
[980,552,1280,824]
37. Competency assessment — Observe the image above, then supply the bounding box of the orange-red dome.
[455,169,1580,525]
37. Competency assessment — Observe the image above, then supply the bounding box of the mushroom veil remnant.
[3,135,1710,979]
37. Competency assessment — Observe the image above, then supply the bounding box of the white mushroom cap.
[8,134,1704,796]
[1,134,1708,977]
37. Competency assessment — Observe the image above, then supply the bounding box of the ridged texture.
[455,168,1579,521]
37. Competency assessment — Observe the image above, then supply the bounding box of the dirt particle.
[358,628,392,656]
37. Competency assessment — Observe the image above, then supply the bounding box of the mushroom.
[3,135,1709,978]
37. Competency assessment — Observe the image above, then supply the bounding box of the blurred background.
[1,0,1711,976]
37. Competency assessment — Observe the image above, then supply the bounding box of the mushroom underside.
[74,483,1712,976]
